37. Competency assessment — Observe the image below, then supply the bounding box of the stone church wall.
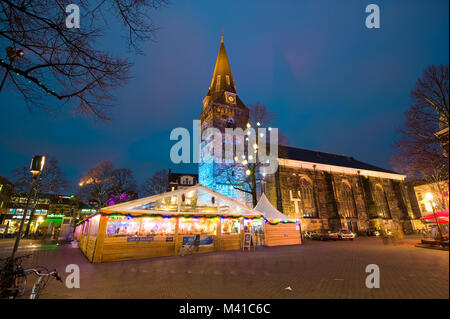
[265,164,415,234]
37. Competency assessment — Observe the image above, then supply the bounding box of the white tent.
[255,193,302,246]
[254,193,294,221]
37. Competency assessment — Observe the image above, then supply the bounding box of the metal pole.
[24,189,39,237]
[11,174,38,260]
[431,202,443,240]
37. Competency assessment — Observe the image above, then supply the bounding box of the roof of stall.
[255,193,296,221]
[100,184,263,218]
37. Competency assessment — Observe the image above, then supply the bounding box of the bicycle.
[0,254,62,299]
[0,253,32,298]
[21,267,62,299]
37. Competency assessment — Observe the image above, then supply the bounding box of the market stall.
[254,193,302,247]
[75,185,264,263]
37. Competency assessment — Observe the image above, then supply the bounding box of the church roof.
[205,37,247,110]
[279,145,400,176]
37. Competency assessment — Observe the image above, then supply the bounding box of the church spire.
[208,35,236,95]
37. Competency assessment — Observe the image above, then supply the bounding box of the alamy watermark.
[365,4,380,29]
[65,4,80,29]
[65,264,80,288]
[365,264,380,288]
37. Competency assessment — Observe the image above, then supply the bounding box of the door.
[347,221,352,231]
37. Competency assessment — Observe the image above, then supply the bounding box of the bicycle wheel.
[14,274,27,297]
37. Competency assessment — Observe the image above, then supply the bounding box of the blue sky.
[0,0,448,193]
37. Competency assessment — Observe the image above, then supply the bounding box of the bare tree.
[0,0,167,119]
[110,168,137,194]
[78,162,138,206]
[11,156,69,194]
[249,101,288,144]
[392,65,449,180]
[78,161,116,207]
[141,169,168,196]
[217,102,283,207]
[11,155,69,236]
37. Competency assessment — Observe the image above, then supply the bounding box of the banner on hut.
[127,236,154,242]
[182,236,214,246]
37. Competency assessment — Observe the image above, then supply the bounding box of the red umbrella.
[420,210,449,224]
[420,210,449,220]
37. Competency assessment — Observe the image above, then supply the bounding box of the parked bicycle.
[0,254,62,299]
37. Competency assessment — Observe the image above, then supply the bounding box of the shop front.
[75,185,264,263]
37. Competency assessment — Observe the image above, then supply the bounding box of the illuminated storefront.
[75,185,264,263]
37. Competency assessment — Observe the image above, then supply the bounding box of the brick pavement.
[4,236,448,299]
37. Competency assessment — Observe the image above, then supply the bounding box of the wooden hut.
[255,193,302,246]
[75,185,264,263]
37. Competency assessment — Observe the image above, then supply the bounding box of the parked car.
[310,229,339,241]
[338,229,355,240]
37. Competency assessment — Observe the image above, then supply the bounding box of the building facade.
[2,193,83,234]
[410,179,449,216]
[264,146,417,234]
[168,169,198,191]
[0,176,14,222]
[198,36,249,202]
[198,38,418,234]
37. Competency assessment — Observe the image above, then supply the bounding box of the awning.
[420,210,449,224]
[254,193,298,223]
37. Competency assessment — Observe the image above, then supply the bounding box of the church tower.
[198,36,249,201]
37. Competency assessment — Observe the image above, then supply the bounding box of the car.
[338,229,355,240]
[310,229,339,241]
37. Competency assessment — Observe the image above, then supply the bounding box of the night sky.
[0,0,448,193]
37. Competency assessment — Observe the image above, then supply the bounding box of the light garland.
[76,213,264,225]
[264,218,299,225]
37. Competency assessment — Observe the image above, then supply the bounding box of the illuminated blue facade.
[198,37,249,204]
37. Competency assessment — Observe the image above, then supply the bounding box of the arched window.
[373,184,391,218]
[298,177,317,218]
[339,182,357,218]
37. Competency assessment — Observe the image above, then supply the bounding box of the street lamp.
[425,192,443,240]
[11,155,46,259]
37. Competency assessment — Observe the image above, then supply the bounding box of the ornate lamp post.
[11,155,46,259]
[425,192,443,240]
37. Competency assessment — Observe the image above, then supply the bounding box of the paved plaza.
[1,237,448,299]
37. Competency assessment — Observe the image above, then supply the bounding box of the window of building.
[221,218,240,235]
[373,184,391,218]
[179,218,217,235]
[298,177,317,218]
[216,75,221,92]
[89,216,100,236]
[141,218,175,235]
[106,219,140,237]
[339,182,357,218]
[226,75,230,86]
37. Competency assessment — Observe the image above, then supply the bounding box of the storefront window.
[89,216,100,236]
[179,218,217,235]
[243,219,264,235]
[82,221,90,235]
[141,218,175,235]
[221,218,240,235]
[106,220,140,237]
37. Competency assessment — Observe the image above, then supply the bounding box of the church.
[198,37,420,235]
